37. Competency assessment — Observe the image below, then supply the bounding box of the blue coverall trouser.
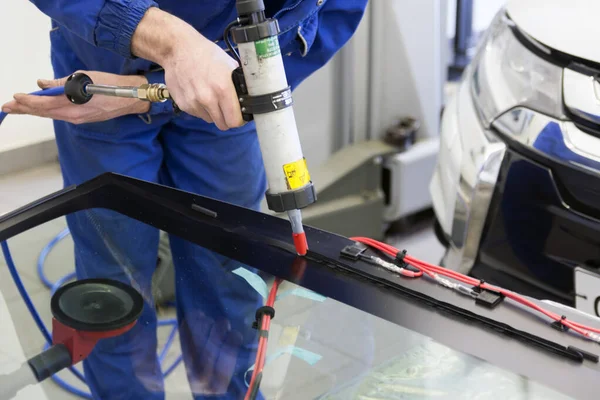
[54,105,267,399]
[43,1,367,396]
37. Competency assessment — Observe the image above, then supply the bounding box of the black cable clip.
[394,249,420,272]
[395,250,408,267]
[473,279,486,294]
[252,306,275,330]
[551,315,570,332]
[340,242,368,261]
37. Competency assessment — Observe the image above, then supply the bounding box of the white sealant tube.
[237,39,311,196]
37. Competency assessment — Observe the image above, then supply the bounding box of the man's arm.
[130,8,183,65]
[129,7,244,130]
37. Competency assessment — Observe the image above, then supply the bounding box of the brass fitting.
[138,83,170,103]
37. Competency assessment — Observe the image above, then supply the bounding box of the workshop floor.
[0,162,446,400]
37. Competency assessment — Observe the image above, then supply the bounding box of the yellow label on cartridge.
[283,158,311,190]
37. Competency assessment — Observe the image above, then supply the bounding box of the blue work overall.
[30,0,367,398]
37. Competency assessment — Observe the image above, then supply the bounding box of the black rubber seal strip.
[568,346,599,363]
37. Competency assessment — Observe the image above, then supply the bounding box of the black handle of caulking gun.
[232,67,254,122]
[155,71,245,118]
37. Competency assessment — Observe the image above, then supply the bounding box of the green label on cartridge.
[255,37,281,60]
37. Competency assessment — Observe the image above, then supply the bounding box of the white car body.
[430,0,600,308]
[507,0,600,65]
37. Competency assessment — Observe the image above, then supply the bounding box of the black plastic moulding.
[0,173,598,399]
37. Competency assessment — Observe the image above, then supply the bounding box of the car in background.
[430,0,600,314]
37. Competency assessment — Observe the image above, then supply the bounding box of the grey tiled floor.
[0,162,446,400]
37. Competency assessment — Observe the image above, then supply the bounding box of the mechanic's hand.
[162,36,244,130]
[0,71,150,124]
[131,8,244,131]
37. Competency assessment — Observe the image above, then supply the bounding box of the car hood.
[507,0,600,65]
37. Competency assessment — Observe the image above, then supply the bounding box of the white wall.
[0,1,54,153]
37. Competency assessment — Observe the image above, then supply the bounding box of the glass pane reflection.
[0,212,573,400]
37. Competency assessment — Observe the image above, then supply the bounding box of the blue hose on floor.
[50,372,93,399]
[2,241,53,345]
[37,228,70,290]
[51,272,77,296]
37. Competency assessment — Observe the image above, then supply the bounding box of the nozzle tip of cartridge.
[293,233,308,256]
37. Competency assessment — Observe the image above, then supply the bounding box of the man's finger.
[1,100,17,113]
[7,103,51,118]
[6,102,83,123]
[5,101,42,115]
[192,105,214,123]
[206,104,228,131]
[13,93,69,111]
[37,76,68,89]
[219,86,244,129]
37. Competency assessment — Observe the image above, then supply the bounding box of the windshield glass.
[0,205,573,400]
[0,165,575,400]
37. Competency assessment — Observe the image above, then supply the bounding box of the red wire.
[350,237,600,339]
[244,278,282,400]
[353,237,595,336]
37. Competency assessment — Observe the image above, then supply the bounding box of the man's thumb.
[37,77,67,89]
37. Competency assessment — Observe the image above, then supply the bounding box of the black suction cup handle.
[64,73,93,104]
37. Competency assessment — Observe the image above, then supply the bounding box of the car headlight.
[470,11,564,128]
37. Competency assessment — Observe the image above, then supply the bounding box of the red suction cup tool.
[25,279,144,384]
